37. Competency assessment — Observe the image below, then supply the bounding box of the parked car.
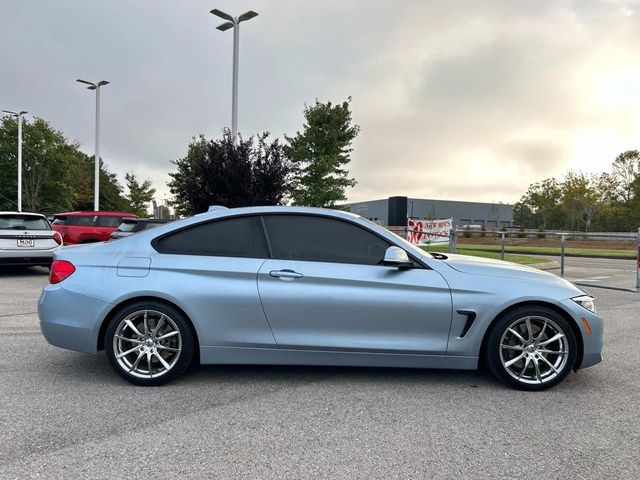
[109,218,172,241]
[0,212,62,267]
[39,206,603,390]
[52,211,137,244]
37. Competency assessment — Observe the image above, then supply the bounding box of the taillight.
[53,232,63,246]
[50,260,75,284]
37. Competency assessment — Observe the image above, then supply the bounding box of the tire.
[105,301,195,386]
[485,306,577,391]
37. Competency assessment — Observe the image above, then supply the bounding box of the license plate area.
[17,239,35,247]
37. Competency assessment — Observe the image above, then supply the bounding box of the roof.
[121,218,171,223]
[54,211,138,217]
[192,205,362,220]
[0,211,47,217]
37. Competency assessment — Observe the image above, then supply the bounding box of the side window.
[262,215,391,265]
[68,215,97,226]
[97,216,122,227]
[155,216,268,258]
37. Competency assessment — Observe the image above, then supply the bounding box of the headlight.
[572,295,596,313]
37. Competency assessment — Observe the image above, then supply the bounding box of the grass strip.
[450,244,635,259]
[422,246,549,265]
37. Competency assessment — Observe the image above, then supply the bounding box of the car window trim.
[259,212,427,269]
[151,213,270,259]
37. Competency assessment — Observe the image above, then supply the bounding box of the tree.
[518,178,562,229]
[560,172,602,231]
[285,98,360,207]
[611,150,640,204]
[252,133,297,206]
[71,152,132,212]
[1,114,134,213]
[0,116,78,212]
[125,172,156,217]
[168,130,295,216]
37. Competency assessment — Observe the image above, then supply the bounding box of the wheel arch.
[97,295,201,360]
[478,300,583,371]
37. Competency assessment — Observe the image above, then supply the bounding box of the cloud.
[1,0,639,206]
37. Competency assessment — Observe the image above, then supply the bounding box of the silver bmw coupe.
[38,206,603,390]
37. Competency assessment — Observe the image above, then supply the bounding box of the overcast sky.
[2,0,639,205]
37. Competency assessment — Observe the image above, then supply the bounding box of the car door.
[151,215,277,348]
[257,214,452,354]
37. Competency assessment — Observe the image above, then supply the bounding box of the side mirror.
[383,246,413,268]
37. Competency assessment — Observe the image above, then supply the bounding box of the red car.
[52,211,137,244]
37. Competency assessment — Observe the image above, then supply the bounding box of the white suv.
[0,212,62,268]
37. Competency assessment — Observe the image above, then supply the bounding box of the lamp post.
[210,8,258,141]
[76,79,110,211]
[2,109,28,212]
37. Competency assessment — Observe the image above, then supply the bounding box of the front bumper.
[38,284,112,354]
[561,298,604,369]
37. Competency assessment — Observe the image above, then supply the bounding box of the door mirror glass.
[383,246,412,268]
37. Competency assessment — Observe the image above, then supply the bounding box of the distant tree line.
[515,150,640,231]
[0,115,155,215]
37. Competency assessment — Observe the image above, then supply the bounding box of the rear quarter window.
[154,216,268,258]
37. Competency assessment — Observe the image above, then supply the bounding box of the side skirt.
[200,346,478,370]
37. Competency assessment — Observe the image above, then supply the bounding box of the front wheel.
[105,302,195,386]
[485,306,577,391]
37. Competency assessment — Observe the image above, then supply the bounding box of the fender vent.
[457,310,477,338]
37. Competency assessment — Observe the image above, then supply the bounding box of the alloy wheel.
[112,309,182,379]
[499,315,570,385]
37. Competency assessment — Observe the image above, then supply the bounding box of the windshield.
[117,221,138,232]
[0,215,50,231]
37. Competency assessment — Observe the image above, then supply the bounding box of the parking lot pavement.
[1,267,639,480]
[545,256,638,292]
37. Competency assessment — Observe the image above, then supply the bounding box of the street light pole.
[232,19,240,139]
[2,110,28,212]
[210,8,258,141]
[77,79,110,211]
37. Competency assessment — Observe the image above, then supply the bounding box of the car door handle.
[269,269,303,280]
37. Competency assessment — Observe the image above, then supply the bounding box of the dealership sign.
[407,218,452,245]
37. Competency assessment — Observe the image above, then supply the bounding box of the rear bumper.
[0,249,54,266]
[38,284,112,354]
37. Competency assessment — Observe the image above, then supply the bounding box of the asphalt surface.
[1,264,639,479]
[545,256,638,292]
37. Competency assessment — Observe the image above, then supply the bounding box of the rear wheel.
[105,302,195,386]
[485,306,577,391]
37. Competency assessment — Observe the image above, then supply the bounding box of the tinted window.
[97,216,123,227]
[263,215,391,265]
[156,216,268,258]
[133,221,166,232]
[67,215,97,226]
[0,215,50,231]
[117,221,138,232]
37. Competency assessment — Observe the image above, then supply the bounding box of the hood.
[437,253,579,288]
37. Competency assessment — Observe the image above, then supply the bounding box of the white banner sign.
[407,218,452,245]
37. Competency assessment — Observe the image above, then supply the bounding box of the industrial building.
[343,196,514,228]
